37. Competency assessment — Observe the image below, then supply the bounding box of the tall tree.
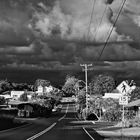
[62,75,78,96]
[19,92,28,102]
[90,74,115,95]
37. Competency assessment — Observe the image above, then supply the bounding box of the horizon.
[0,68,140,88]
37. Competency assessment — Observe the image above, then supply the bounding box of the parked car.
[52,104,62,112]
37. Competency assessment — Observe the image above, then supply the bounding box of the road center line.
[26,122,57,140]
[58,104,69,122]
[27,104,69,140]
[83,127,95,140]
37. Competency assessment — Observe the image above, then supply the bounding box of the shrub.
[102,108,122,122]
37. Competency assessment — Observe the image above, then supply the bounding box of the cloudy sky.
[1,0,140,83]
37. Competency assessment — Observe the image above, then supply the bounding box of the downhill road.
[0,103,112,140]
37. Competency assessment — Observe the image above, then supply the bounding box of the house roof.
[112,89,120,93]
[8,100,30,105]
[103,93,122,99]
[126,99,140,107]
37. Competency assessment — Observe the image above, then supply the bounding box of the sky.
[0,0,140,85]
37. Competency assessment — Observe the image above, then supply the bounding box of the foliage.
[19,93,28,102]
[90,74,115,95]
[62,75,78,96]
[130,87,140,102]
[0,80,13,93]
[0,97,6,105]
[88,97,120,120]
[102,108,122,122]
[12,83,32,91]
[128,117,140,127]
[76,89,86,114]
[50,89,63,105]
[0,80,33,93]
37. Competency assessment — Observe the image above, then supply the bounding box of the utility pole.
[80,63,93,119]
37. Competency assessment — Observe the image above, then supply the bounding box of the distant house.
[37,85,44,94]
[103,89,122,99]
[126,99,140,118]
[26,91,35,100]
[103,93,122,99]
[11,91,24,100]
[36,85,53,96]
[45,85,53,93]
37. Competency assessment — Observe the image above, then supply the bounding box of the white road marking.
[75,115,95,140]
[26,122,57,140]
[83,127,95,140]
[26,104,69,140]
[58,104,69,121]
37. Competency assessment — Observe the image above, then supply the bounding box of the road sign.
[117,81,131,95]
[119,96,128,105]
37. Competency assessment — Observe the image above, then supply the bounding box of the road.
[0,103,113,140]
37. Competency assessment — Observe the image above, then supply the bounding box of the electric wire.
[97,0,127,61]
[86,0,96,41]
[93,4,108,42]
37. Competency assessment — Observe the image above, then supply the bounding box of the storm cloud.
[0,0,140,80]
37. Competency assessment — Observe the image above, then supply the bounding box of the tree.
[90,74,115,95]
[130,87,140,102]
[0,97,6,105]
[19,93,28,102]
[0,80,13,93]
[62,75,78,96]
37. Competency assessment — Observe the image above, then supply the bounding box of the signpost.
[119,96,128,105]
[117,81,130,129]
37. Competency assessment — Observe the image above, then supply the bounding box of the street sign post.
[119,95,128,128]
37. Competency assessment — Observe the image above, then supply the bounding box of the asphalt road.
[0,103,113,140]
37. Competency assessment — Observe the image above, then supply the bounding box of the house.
[11,91,24,100]
[103,89,122,99]
[36,85,53,96]
[45,85,53,93]
[0,94,11,100]
[126,99,140,118]
[103,93,122,99]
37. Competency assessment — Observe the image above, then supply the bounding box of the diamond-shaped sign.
[117,81,131,95]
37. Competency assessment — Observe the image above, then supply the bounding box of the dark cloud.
[0,0,140,80]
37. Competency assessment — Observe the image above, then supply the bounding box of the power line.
[86,0,96,41]
[93,4,108,42]
[97,0,127,61]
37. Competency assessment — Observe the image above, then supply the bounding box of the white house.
[0,94,11,100]
[11,91,24,100]
[37,85,44,93]
[45,85,53,93]
[36,85,53,96]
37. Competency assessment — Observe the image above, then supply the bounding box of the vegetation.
[130,87,140,102]
[0,96,6,105]
[90,74,115,95]
[62,75,78,96]
[19,92,28,102]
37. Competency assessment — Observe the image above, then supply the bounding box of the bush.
[102,108,122,122]
[127,117,140,127]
